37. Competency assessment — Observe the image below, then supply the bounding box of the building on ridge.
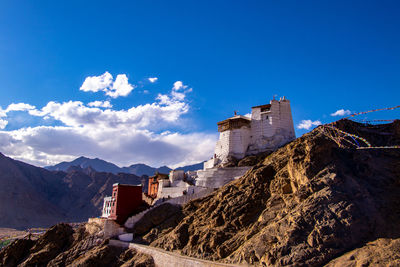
[147,172,168,199]
[102,183,142,224]
[204,96,295,169]
[146,169,204,202]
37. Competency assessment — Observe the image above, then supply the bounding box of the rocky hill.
[0,223,155,267]
[132,119,400,266]
[1,119,400,266]
[0,155,143,229]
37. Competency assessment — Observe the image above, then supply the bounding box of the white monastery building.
[153,97,296,197]
[204,97,296,169]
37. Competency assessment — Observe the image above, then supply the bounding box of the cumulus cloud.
[107,74,134,98]
[0,107,6,117]
[0,119,8,129]
[0,125,216,168]
[29,96,188,129]
[79,72,135,98]
[173,81,186,91]
[6,103,36,112]
[331,109,352,117]
[297,119,322,130]
[80,72,113,93]
[156,81,192,106]
[88,101,112,108]
[168,81,192,102]
[148,77,158,83]
[0,80,215,167]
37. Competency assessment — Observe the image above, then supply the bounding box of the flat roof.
[217,115,251,125]
[113,183,141,187]
[251,103,271,109]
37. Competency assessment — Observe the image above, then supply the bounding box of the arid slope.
[140,120,400,266]
[0,154,143,229]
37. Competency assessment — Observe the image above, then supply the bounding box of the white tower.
[248,97,295,154]
[203,97,296,170]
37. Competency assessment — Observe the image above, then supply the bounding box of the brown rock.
[0,239,34,267]
[1,223,155,267]
[325,238,400,267]
[144,120,400,266]
[19,223,74,266]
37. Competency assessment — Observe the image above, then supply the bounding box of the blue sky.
[0,1,399,167]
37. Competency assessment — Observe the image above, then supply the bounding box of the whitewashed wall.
[209,98,296,169]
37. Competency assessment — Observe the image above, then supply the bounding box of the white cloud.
[331,109,352,117]
[0,81,214,167]
[0,107,6,117]
[6,103,36,112]
[80,72,113,93]
[30,95,189,129]
[148,77,158,83]
[297,119,322,130]
[0,125,217,168]
[88,101,112,108]
[0,119,8,129]
[107,74,135,98]
[173,81,187,91]
[162,81,192,103]
[143,90,150,94]
[79,72,135,98]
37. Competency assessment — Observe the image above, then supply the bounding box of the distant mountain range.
[0,152,144,229]
[45,157,205,176]
[0,153,205,229]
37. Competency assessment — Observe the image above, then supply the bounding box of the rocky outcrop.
[130,203,184,244]
[142,119,400,266]
[19,223,74,266]
[325,238,400,267]
[0,223,155,267]
[0,239,34,267]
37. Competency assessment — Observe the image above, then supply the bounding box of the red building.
[147,172,168,198]
[102,183,143,224]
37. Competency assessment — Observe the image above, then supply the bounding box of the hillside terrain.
[0,223,155,267]
[0,155,143,229]
[1,119,400,266]
[133,119,400,266]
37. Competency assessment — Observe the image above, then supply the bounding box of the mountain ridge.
[45,157,205,176]
[0,153,144,230]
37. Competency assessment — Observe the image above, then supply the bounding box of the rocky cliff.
[136,119,400,266]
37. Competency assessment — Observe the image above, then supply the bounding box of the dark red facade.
[148,173,168,198]
[108,183,142,224]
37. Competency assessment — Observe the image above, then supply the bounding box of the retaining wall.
[109,240,252,267]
